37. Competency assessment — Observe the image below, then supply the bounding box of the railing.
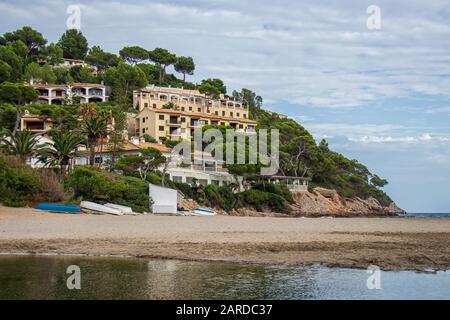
[287,184,308,191]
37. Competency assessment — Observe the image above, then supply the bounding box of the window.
[237,113,240,117]
[222,111,225,116]
[198,108,201,112]
[186,177,194,184]
[153,104,157,108]
[239,124,243,129]
[159,115,165,120]
[181,117,186,123]
[215,111,219,116]
[172,176,183,183]
[144,103,148,108]
[159,126,164,131]
[189,106,192,111]
[243,114,247,118]
[230,112,233,117]
[181,107,185,111]
[212,180,220,186]
[221,122,225,126]
[198,179,208,186]
[142,118,145,123]
[94,157,103,164]
[142,129,146,134]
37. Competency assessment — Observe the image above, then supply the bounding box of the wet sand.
[1,206,449,271]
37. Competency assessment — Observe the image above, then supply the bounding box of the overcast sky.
[1,0,450,212]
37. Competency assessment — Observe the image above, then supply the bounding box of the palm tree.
[83,116,109,166]
[0,130,40,163]
[38,131,85,175]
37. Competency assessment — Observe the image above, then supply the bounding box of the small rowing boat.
[35,203,81,214]
[80,201,123,216]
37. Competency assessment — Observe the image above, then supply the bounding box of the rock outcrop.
[288,187,406,217]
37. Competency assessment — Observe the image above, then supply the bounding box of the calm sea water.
[0,255,449,300]
[406,213,450,218]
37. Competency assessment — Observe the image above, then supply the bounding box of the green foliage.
[42,43,64,65]
[198,78,226,99]
[0,103,16,131]
[69,65,98,83]
[148,48,177,82]
[65,166,150,213]
[0,130,40,162]
[143,133,157,143]
[103,62,148,107]
[0,155,65,207]
[57,29,88,60]
[86,45,120,72]
[119,46,149,65]
[174,56,195,81]
[2,26,47,59]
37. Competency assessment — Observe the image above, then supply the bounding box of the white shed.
[149,184,178,214]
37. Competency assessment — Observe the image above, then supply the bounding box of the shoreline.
[1,206,450,271]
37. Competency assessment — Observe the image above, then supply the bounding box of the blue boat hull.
[36,203,81,214]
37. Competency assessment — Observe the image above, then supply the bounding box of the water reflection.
[0,256,448,300]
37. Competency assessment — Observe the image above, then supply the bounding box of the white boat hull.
[80,201,123,216]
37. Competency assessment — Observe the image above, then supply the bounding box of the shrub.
[143,134,157,143]
[0,155,65,207]
[65,166,150,213]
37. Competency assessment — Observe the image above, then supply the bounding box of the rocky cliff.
[287,188,405,217]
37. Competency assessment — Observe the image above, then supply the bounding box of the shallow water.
[0,255,449,300]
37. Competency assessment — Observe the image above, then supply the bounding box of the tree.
[0,61,12,83]
[0,44,23,81]
[148,48,177,82]
[83,115,109,166]
[103,62,148,107]
[57,29,88,60]
[119,46,149,65]
[174,56,195,82]
[42,43,64,65]
[0,82,38,133]
[53,66,74,84]
[200,78,226,95]
[24,62,56,84]
[115,147,165,180]
[0,130,40,163]
[2,26,47,60]
[69,65,97,83]
[38,131,85,175]
[371,175,388,188]
[86,45,120,72]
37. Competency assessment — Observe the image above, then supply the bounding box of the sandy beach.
[0,206,449,271]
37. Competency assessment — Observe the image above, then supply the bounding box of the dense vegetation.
[0,25,394,211]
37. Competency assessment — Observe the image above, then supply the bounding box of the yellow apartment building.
[132,85,257,142]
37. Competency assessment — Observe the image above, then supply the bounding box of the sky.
[1,0,450,212]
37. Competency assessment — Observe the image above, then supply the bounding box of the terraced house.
[33,83,108,105]
[132,85,257,142]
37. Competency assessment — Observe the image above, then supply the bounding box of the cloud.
[2,0,450,108]
[349,133,450,144]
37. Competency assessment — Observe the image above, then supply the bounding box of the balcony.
[189,120,207,128]
[166,119,181,126]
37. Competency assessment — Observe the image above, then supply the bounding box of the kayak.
[35,203,81,214]
[104,203,135,215]
[80,201,123,216]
